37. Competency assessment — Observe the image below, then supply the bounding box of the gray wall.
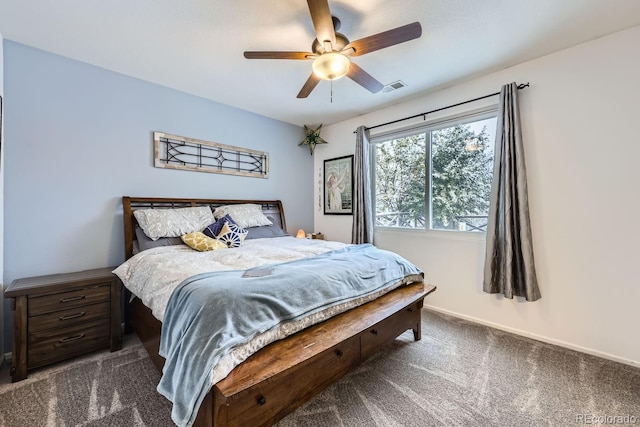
[2,41,312,350]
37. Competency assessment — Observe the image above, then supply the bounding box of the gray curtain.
[352,126,374,244]
[483,82,541,301]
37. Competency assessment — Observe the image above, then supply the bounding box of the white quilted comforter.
[113,236,348,321]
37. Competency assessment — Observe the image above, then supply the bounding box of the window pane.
[430,117,496,232]
[374,134,426,228]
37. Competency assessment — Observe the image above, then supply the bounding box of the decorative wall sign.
[324,155,353,215]
[299,124,328,155]
[154,132,268,178]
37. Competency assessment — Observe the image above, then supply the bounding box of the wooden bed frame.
[121,196,436,427]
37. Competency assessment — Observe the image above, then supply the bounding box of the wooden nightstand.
[4,267,123,382]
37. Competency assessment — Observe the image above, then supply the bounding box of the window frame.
[370,105,499,237]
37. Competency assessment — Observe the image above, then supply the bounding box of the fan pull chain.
[330,79,333,103]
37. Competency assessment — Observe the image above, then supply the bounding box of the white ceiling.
[1,0,639,126]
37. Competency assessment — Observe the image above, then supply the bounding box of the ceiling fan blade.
[347,63,384,93]
[345,22,422,57]
[244,51,313,60]
[307,0,336,49]
[297,73,321,98]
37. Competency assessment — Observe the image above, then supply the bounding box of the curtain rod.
[353,82,530,134]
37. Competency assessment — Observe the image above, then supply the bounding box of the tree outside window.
[374,114,496,232]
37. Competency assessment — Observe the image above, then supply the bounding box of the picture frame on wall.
[324,155,354,215]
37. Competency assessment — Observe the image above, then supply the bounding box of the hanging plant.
[299,124,328,155]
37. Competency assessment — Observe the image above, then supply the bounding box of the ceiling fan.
[243,0,422,99]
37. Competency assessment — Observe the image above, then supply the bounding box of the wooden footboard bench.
[132,282,435,427]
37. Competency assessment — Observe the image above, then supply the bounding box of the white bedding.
[113,236,423,407]
[113,236,348,321]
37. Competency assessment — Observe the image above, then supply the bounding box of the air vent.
[382,80,407,93]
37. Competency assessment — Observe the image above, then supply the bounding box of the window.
[372,109,497,233]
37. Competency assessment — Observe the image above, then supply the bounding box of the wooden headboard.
[122,197,286,260]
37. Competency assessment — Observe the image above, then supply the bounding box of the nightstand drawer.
[6,267,123,382]
[28,318,111,369]
[28,284,111,315]
[28,301,110,333]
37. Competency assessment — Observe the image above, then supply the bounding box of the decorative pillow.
[216,221,248,248]
[245,224,290,239]
[135,227,183,252]
[134,206,214,241]
[213,204,273,229]
[181,232,228,252]
[203,214,237,239]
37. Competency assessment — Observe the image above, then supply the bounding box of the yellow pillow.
[181,232,228,252]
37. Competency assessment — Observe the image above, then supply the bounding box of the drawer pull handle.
[58,333,85,343]
[60,295,85,303]
[407,308,414,313]
[370,329,378,335]
[59,312,86,321]
[257,395,266,406]
[335,349,344,357]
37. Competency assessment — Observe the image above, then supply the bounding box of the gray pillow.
[134,206,214,240]
[245,225,290,240]
[135,227,183,252]
[212,204,273,229]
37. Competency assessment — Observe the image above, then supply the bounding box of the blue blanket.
[157,244,423,426]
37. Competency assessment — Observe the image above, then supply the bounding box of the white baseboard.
[424,304,640,369]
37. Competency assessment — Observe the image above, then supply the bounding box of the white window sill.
[374,226,487,243]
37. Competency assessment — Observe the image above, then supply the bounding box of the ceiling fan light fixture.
[243,0,423,98]
[312,52,350,80]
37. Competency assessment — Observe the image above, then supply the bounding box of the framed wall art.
[324,155,353,215]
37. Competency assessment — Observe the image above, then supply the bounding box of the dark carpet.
[1,310,638,426]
